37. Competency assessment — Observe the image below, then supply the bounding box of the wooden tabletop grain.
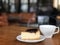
[0,25,60,45]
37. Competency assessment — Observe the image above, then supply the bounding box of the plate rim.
[16,35,45,43]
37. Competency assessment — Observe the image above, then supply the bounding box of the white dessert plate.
[16,35,45,43]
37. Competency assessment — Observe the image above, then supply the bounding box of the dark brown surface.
[0,14,8,26]
[0,25,60,45]
[7,13,36,23]
[18,13,36,23]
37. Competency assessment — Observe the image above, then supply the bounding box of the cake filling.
[26,29,38,33]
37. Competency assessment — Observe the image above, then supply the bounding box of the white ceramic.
[39,25,59,38]
[16,35,45,43]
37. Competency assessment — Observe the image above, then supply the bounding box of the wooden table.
[0,25,60,45]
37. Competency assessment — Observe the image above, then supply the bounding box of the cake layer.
[21,31,40,40]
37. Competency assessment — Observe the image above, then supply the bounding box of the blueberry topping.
[26,29,38,33]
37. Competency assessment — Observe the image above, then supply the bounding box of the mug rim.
[39,25,56,27]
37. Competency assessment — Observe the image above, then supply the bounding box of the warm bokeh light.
[53,0,58,8]
[53,0,60,9]
[59,0,60,5]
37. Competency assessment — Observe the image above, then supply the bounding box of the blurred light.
[53,0,58,8]
[21,4,28,12]
[59,0,60,5]
[53,0,60,9]
[21,0,28,3]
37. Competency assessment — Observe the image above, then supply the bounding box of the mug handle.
[54,27,59,34]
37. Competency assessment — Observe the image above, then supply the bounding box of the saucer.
[16,35,45,43]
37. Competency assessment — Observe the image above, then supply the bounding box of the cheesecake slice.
[21,29,40,40]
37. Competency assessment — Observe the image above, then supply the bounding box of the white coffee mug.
[39,25,59,38]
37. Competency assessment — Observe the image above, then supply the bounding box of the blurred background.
[0,0,60,27]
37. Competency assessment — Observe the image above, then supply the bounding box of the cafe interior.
[0,0,60,27]
[0,0,60,45]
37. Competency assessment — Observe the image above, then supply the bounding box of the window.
[2,0,59,13]
[21,4,28,12]
[9,0,16,13]
[2,0,9,12]
[2,0,8,3]
[30,0,37,3]
[29,0,37,12]
[21,0,28,3]
[20,0,28,12]
[10,0,15,3]
[20,0,37,12]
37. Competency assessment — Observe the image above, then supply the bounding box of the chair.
[18,13,36,24]
[0,13,8,26]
